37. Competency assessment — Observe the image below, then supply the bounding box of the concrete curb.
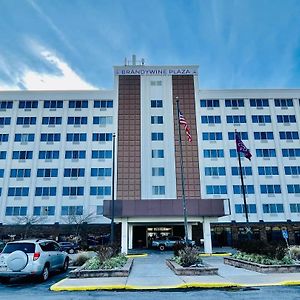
[126,254,148,258]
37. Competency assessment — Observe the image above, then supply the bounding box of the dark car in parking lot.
[151,236,195,251]
[58,242,80,254]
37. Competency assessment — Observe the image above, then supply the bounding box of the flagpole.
[235,130,251,240]
[176,97,189,244]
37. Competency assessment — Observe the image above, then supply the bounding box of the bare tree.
[12,215,48,239]
[63,212,96,242]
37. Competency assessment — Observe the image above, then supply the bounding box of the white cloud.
[0,49,97,91]
[21,50,97,90]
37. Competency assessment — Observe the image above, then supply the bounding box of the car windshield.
[2,242,35,254]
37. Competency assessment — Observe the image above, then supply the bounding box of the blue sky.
[0,0,300,90]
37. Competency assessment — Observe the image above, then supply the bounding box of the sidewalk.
[51,251,300,291]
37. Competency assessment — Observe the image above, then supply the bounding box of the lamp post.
[110,133,116,244]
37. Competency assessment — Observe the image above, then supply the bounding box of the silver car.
[0,239,69,282]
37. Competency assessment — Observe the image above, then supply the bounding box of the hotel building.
[0,59,299,253]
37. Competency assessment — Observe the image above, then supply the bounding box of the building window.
[250,99,269,107]
[151,116,164,124]
[233,185,255,194]
[251,115,271,124]
[44,100,63,109]
[254,132,274,140]
[42,117,62,125]
[93,116,113,125]
[226,115,246,124]
[16,117,36,125]
[10,169,31,178]
[90,186,111,196]
[33,206,55,216]
[256,149,276,158]
[284,166,300,175]
[151,100,163,108]
[235,204,257,214]
[35,187,56,196]
[263,204,284,213]
[94,100,113,108]
[206,185,227,194]
[61,206,83,216]
[228,132,248,140]
[152,167,165,176]
[287,184,300,194]
[231,167,252,176]
[0,134,9,142]
[14,133,35,142]
[0,151,6,159]
[282,148,300,158]
[277,115,296,123]
[5,206,27,216]
[0,117,11,125]
[200,99,219,108]
[65,150,86,159]
[19,100,38,109]
[201,116,221,124]
[91,150,112,159]
[0,169,4,178]
[64,168,85,177]
[258,166,279,175]
[151,132,164,141]
[0,101,13,109]
[279,131,299,140]
[274,98,293,107]
[91,168,111,177]
[8,187,29,196]
[225,99,244,107]
[92,133,112,142]
[37,168,58,178]
[69,100,88,109]
[39,150,59,160]
[67,133,87,142]
[290,203,300,213]
[260,185,281,194]
[96,205,103,215]
[204,149,224,158]
[152,149,164,158]
[205,167,226,176]
[68,117,88,125]
[202,132,222,141]
[152,185,165,195]
[12,151,33,160]
[40,133,61,142]
[150,81,162,86]
[62,186,84,196]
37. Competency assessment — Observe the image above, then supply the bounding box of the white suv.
[0,239,69,283]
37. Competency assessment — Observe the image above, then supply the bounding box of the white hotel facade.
[0,61,300,253]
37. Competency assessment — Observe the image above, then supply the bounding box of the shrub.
[289,246,300,260]
[101,254,127,270]
[85,256,102,270]
[72,254,89,266]
[176,246,202,267]
[96,244,120,263]
[173,242,185,256]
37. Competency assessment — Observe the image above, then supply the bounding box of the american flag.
[235,132,252,161]
[179,111,192,143]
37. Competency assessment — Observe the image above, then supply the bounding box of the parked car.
[0,241,5,253]
[151,236,195,251]
[0,239,69,283]
[58,242,80,254]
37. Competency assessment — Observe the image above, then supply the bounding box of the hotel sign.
[114,66,198,76]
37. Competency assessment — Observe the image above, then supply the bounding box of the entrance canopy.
[103,198,226,218]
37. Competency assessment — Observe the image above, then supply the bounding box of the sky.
[0,0,300,90]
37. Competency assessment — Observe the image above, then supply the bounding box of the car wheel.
[159,244,165,251]
[40,265,49,282]
[68,248,75,254]
[61,258,69,273]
